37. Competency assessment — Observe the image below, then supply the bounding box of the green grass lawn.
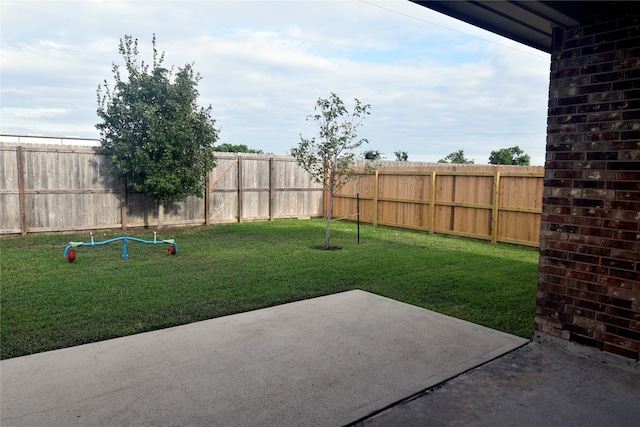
[0,219,539,359]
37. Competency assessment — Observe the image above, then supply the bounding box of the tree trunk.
[325,191,333,249]
[158,202,164,230]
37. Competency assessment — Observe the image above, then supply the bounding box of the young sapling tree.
[291,93,371,249]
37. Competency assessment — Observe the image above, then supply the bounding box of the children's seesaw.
[64,232,178,262]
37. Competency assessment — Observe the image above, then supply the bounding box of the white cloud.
[0,0,550,165]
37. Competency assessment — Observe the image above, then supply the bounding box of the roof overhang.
[410,1,585,53]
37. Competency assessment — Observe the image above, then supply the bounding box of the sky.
[1,0,551,165]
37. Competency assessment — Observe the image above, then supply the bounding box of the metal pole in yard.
[357,191,360,244]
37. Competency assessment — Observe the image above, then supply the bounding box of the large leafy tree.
[438,149,474,164]
[291,93,371,249]
[97,35,219,228]
[488,146,531,165]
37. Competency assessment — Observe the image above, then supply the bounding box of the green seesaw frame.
[64,232,178,261]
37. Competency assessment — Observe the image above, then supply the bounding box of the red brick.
[576,245,611,257]
[605,200,640,210]
[538,296,566,312]
[570,332,602,348]
[575,261,609,275]
[538,323,571,339]
[545,256,577,270]
[597,294,635,309]
[543,214,572,224]
[599,275,637,289]
[596,312,632,329]
[607,286,640,302]
[586,111,622,122]
[601,257,636,270]
[601,342,639,360]
[544,197,572,207]
[609,268,639,280]
[535,314,562,329]
[538,282,567,295]
[568,233,605,246]
[541,248,568,260]
[603,219,639,230]
[574,298,606,312]
[573,199,606,209]
[611,230,640,241]
[601,238,636,250]
[577,226,613,238]
[575,142,609,153]
[607,161,640,170]
[610,209,640,221]
[565,323,594,336]
[606,325,640,341]
[547,239,576,251]
[546,274,577,288]
[574,181,607,191]
[605,305,640,321]
[617,171,640,181]
[574,280,608,294]
[606,181,640,191]
[565,305,596,319]
[610,249,640,262]
[579,207,613,218]
[585,132,620,141]
[608,141,640,150]
[574,314,606,331]
[566,287,598,302]
[540,264,571,277]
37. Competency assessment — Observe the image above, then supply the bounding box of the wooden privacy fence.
[1,143,544,246]
[331,162,544,247]
[0,144,323,235]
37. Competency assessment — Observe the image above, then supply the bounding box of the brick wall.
[537,2,640,360]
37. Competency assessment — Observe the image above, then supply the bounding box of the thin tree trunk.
[325,190,333,249]
[158,202,164,230]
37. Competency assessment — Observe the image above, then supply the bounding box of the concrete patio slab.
[357,333,640,427]
[1,290,528,426]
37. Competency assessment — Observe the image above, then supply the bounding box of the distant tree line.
[361,150,408,161]
[438,146,530,165]
[357,146,530,165]
[215,143,263,153]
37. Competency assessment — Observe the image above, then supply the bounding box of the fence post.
[269,157,275,220]
[205,173,210,226]
[16,146,27,236]
[429,171,436,234]
[237,155,243,223]
[373,170,379,227]
[491,171,501,244]
[121,181,128,230]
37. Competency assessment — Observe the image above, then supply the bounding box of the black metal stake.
[357,192,360,244]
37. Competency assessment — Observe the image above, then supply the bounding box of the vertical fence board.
[16,147,27,235]
[208,155,239,224]
[272,158,323,219]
